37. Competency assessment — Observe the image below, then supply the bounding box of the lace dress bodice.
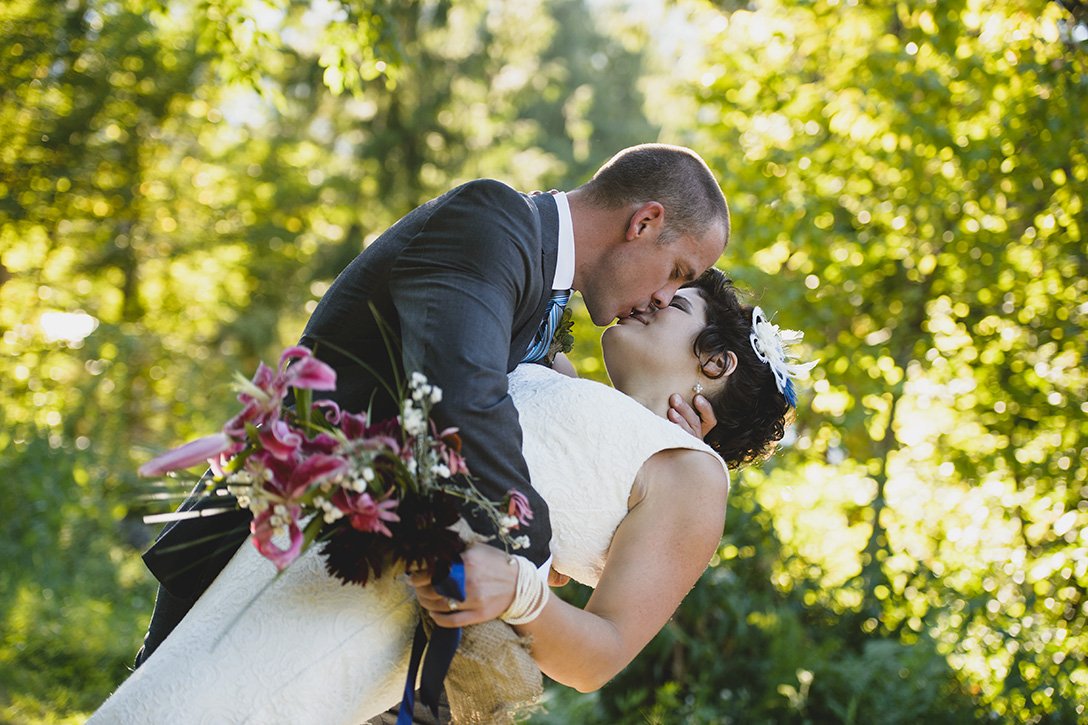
[508,364,727,587]
[89,365,727,723]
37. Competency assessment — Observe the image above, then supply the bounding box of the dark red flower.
[390,492,464,576]
[321,527,394,586]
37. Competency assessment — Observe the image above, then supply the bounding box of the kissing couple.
[90,143,813,723]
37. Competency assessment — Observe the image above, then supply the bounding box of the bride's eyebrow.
[673,296,693,312]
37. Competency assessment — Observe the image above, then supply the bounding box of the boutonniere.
[543,305,574,366]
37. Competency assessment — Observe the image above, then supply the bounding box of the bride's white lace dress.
[90,364,727,724]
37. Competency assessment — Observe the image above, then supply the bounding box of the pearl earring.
[692,383,704,395]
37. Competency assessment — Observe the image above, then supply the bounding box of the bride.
[88,268,810,723]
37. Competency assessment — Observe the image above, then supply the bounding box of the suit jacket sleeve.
[388,181,552,566]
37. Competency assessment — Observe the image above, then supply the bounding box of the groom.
[135,143,730,672]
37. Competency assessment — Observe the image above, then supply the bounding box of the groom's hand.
[668,393,717,439]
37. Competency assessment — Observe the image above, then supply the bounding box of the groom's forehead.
[679,233,724,273]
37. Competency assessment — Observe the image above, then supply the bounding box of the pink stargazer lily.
[253,519,305,571]
[224,346,337,438]
[437,427,469,477]
[302,431,340,456]
[138,432,236,477]
[506,489,533,527]
[311,398,342,425]
[339,410,370,440]
[277,345,338,390]
[341,412,403,458]
[257,419,303,460]
[332,488,401,537]
[208,444,246,478]
[249,451,349,570]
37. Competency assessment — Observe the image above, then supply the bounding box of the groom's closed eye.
[672,265,695,282]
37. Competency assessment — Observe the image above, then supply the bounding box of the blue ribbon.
[397,557,466,725]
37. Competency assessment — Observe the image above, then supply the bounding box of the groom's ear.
[701,351,737,380]
[625,201,665,242]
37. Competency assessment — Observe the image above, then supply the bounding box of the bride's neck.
[613,379,677,420]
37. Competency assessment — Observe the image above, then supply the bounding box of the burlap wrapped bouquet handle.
[418,520,543,723]
[420,612,543,724]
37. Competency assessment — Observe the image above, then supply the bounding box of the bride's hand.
[668,393,717,439]
[407,544,518,628]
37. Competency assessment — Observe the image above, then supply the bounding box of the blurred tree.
[589,0,1087,721]
[0,1,212,718]
[0,0,656,719]
[6,0,1084,721]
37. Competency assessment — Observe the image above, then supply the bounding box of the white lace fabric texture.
[89,544,418,724]
[89,364,727,723]
[509,364,727,588]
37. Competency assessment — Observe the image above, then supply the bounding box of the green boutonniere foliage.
[543,306,574,365]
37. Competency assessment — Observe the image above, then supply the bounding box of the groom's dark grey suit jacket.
[136,180,561,666]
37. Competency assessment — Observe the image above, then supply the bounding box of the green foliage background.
[1,0,1085,722]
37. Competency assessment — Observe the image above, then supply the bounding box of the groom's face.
[582,225,724,327]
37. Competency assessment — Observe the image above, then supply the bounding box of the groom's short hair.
[581,143,730,248]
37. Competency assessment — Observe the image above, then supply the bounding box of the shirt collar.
[551,192,575,290]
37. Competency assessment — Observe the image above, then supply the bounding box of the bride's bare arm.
[518,449,727,691]
[412,448,728,693]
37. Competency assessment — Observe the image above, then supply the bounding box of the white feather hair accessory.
[748,306,818,407]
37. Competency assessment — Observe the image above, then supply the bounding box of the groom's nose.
[649,285,677,311]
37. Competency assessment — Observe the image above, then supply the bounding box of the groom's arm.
[388,181,552,567]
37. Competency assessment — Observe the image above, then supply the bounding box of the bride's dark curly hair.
[684,268,794,469]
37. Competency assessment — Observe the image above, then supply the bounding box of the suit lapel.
[508,193,560,368]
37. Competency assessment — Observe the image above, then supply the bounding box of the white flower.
[362,467,375,482]
[512,535,530,550]
[431,463,451,478]
[403,406,426,436]
[749,306,819,406]
[500,515,518,530]
[429,386,442,404]
[410,372,428,388]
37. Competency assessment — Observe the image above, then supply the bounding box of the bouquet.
[139,345,532,585]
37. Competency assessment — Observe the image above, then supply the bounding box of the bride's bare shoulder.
[627,447,729,511]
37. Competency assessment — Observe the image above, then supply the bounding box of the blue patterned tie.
[521,288,571,364]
